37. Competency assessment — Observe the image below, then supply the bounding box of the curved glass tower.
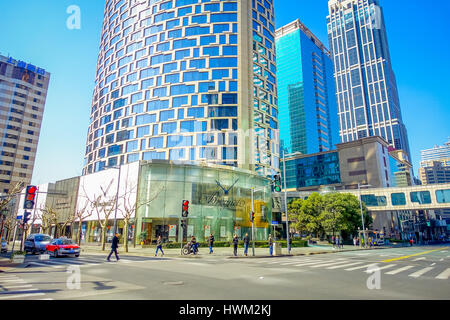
[83,0,279,177]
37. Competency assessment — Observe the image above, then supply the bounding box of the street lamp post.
[358,183,371,248]
[282,150,291,255]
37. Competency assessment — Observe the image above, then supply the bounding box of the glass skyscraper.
[276,19,339,156]
[327,0,411,160]
[83,0,279,177]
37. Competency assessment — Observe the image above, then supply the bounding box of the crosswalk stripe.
[364,264,397,273]
[280,260,313,266]
[435,268,450,280]
[385,266,415,275]
[309,260,351,268]
[0,277,18,280]
[29,262,63,269]
[3,285,33,289]
[345,264,377,271]
[295,259,346,267]
[409,267,434,278]
[0,279,27,283]
[327,262,365,270]
[0,293,45,300]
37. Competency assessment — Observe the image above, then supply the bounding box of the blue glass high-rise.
[276,19,339,156]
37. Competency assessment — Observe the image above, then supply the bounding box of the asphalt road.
[0,245,449,300]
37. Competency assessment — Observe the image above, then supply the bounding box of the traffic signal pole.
[282,150,291,254]
[251,188,255,257]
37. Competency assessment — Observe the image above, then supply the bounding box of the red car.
[45,238,81,258]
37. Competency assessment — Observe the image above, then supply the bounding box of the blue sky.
[0,0,448,184]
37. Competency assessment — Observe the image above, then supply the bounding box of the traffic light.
[182,200,189,218]
[273,175,282,192]
[23,185,37,210]
[23,211,31,225]
[250,211,255,222]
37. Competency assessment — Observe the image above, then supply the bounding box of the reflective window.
[410,191,432,205]
[391,193,406,206]
[361,195,387,207]
[436,189,450,203]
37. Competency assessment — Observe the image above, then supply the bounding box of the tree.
[320,193,348,238]
[118,180,165,252]
[0,182,23,213]
[74,200,93,245]
[39,205,59,235]
[299,193,325,238]
[3,214,18,243]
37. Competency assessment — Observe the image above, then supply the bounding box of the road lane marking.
[435,268,450,280]
[280,260,313,266]
[382,247,449,263]
[385,266,415,275]
[409,267,434,278]
[0,279,27,283]
[0,293,45,300]
[364,264,397,273]
[326,262,365,269]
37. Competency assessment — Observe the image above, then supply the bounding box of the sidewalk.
[80,243,388,259]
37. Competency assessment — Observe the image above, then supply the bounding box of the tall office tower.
[0,55,49,193]
[83,0,279,177]
[276,19,339,156]
[327,0,411,160]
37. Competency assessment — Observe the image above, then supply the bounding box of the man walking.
[107,233,120,261]
[332,235,335,249]
[336,235,340,250]
[232,234,239,257]
[243,233,250,256]
[268,234,274,256]
[155,235,164,257]
[208,233,215,254]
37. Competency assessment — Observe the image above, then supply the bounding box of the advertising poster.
[220,226,226,238]
[204,225,210,238]
[234,226,241,237]
[169,225,176,237]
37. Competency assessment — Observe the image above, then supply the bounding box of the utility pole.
[112,165,121,235]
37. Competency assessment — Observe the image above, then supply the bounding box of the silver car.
[24,234,52,254]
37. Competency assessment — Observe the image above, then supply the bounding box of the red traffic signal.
[182,200,189,217]
[24,185,37,210]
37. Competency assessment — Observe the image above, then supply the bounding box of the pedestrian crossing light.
[250,211,255,222]
[273,175,282,192]
[23,211,32,225]
[24,185,37,210]
[182,200,189,218]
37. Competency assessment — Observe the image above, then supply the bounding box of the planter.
[12,256,25,264]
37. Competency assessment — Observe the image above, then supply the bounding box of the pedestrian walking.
[336,236,340,250]
[232,234,239,257]
[331,235,335,248]
[268,234,274,256]
[340,236,344,249]
[107,233,120,261]
[353,237,357,247]
[243,233,250,256]
[409,238,413,246]
[208,233,215,254]
[155,235,164,257]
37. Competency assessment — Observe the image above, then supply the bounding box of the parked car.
[45,238,80,258]
[24,234,53,254]
[1,240,7,253]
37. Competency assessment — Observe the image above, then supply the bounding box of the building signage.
[6,57,46,75]
[204,192,246,209]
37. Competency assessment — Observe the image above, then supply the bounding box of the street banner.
[169,225,176,237]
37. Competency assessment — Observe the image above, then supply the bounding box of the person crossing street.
[243,233,250,256]
[155,235,164,257]
[107,233,120,262]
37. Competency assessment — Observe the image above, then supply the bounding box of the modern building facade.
[282,136,410,192]
[83,0,279,177]
[327,0,411,160]
[14,160,273,244]
[0,55,49,193]
[420,139,450,163]
[276,19,339,155]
